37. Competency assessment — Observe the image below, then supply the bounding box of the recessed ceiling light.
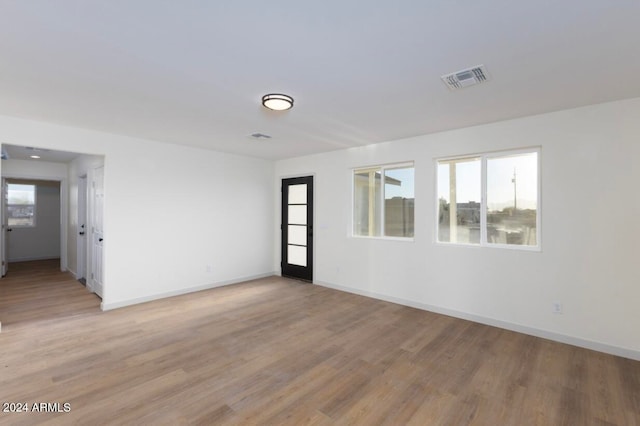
[30,155,41,159]
[262,93,294,111]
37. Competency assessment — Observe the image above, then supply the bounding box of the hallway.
[0,259,101,330]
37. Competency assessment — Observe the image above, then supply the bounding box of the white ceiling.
[1,1,639,160]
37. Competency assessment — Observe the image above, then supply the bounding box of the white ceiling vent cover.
[441,65,490,90]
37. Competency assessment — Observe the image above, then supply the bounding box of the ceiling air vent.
[441,65,490,90]
[250,132,272,139]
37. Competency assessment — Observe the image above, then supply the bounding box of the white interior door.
[1,178,8,277]
[0,178,3,330]
[89,166,104,297]
[77,175,87,281]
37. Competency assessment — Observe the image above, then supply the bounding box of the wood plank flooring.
[1,260,639,425]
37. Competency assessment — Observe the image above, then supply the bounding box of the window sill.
[435,241,541,252]
[351,235,415,243]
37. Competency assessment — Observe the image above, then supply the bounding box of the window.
[353,163,414,238]
[437,157,481,244]
[8,183,36,227]
[437,149,539,249]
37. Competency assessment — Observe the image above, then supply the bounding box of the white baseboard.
[8,255,60,262]
[100,272,278,311]
[315,280,640,362]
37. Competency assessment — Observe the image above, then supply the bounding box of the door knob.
[79,232,85,235]
[98,238,103,242]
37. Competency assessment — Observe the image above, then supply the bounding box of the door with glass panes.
[281,176,313,282]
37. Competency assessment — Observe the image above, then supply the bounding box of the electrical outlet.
[206,264,213,273]
[552,301,563,314]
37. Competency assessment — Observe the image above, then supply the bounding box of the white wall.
[274,97,640,360]
[0,115,275,309]
[2,159,69,179]
[7,180,61,262]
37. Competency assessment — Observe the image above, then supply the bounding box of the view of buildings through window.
[7,183,37,227]
[353,164,415,238]
[437,150,539,248]
[437,157,481,244]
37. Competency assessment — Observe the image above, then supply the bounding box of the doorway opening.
[0,144,105,299]
[2,178,62,273]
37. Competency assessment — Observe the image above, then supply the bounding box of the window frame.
[352,161,415,241]
[7,183,37,228]
[435,147,541,251]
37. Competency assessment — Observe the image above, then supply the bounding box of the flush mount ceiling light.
[262,93,294,111]
[30,155,41,159]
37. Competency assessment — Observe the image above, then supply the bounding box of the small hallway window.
[8,183,36,227]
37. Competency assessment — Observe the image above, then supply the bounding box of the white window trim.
[435,147,541,251]
[351,161,415,241]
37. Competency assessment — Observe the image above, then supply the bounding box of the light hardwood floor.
[1,260,639,425]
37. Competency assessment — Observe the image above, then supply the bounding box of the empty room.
[1,1,639,425]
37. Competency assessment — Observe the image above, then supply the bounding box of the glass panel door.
[281,176,313,281]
